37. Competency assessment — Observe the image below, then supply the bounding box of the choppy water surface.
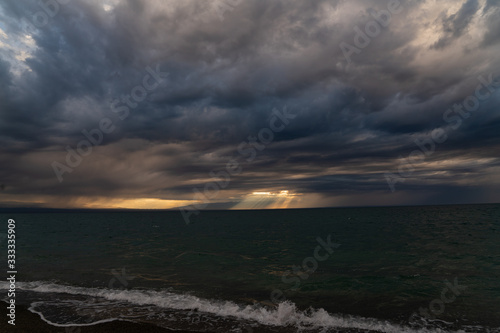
[1,204,499,332]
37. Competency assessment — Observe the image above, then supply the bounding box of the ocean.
[1,204,499,332]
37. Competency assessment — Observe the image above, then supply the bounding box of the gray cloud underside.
[1,0,500,207]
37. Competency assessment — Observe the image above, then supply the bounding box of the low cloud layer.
[1,0,499,209]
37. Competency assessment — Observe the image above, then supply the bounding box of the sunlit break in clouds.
[0,0,500,210]
[232,190,299,209]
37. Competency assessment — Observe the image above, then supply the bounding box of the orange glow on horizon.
[82,198,196,210]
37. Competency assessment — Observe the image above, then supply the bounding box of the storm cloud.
[0,0,499,209]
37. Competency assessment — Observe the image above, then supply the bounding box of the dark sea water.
[1,204,499,332]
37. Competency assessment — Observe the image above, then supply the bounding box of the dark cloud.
[431,0,479,50]
[0,0,499,209]
[481,2,500,47]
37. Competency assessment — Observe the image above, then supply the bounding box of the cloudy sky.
[0,0,499,210]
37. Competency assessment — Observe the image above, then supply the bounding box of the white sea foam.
[1,281,496,332]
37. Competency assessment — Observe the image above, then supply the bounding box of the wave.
[1,281,496,332]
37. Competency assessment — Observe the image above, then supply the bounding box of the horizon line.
[0,202,498,213]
